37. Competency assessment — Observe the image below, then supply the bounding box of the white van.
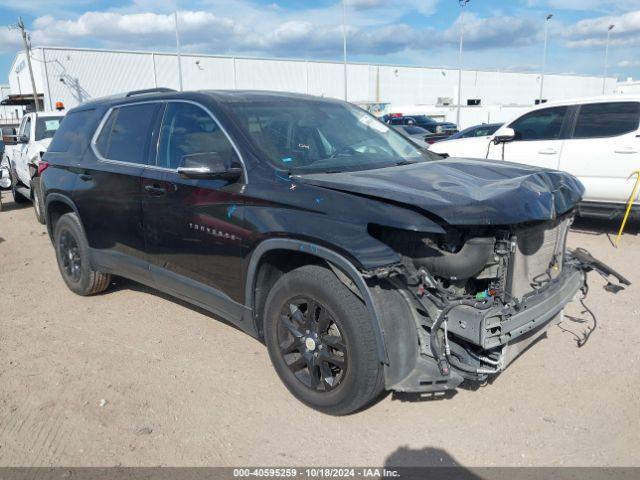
[429,97,640,219]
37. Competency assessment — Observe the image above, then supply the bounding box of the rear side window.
[573,102,640,139]
[48,109,96,155]
[95,103,157,164]
[510,106,568,141]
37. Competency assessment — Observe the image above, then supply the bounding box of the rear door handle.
[79,173,92,181]
[144,184,166,196]
[614,147,638,154]
[538,148,558,155]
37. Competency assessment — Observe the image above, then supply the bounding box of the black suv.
[41,89,628,415]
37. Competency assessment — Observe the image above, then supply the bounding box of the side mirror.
[493,127,515,144]
[177,152,242,181]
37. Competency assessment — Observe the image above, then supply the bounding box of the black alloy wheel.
[53,213,111,296]
[277,296,348,392]
[58,229,82,283]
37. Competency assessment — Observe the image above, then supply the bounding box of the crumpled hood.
[294,158,585,225]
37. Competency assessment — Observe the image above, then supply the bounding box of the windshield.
[35,116,61,141]
[227,100,436,173]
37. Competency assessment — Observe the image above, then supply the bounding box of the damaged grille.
[506,217,572,301]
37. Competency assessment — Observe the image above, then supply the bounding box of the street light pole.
[539,14,553,104]
[174,10,184,92]
[456,0,470,128]
[602,24,615,95]
[342,0,348,101]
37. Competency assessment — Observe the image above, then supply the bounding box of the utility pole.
[174,10,184,92]
[342,0,348,101]
[11,17,41,111]
[602,24,615,95]
[456,0,470,128]
[539,14,553,104]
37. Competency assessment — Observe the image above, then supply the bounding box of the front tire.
[54,213,111,296]
[32,177,46,224]
[264,264,384,415]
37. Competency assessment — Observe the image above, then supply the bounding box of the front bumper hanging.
[387,248,629,394]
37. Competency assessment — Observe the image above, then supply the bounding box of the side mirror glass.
[177,152,242,181]
[493,127,515,144]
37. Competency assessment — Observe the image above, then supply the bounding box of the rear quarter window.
[572,102,640,139]
[48,109,98,156]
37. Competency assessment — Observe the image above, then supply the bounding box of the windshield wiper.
[394,160,417,166]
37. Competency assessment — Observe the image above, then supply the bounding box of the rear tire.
[264,264,384,415]
[32,177,46,224]
[54,213,111,296]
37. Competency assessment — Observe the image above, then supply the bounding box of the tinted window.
[466,125,500,137]
[573,102,640,139]
[35,116,61,140]
[510,106,567,141]
[49,109,97,155]
[157,103,239,169]
[95,103,157,164]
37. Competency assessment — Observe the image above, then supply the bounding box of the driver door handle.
[144,184,166,196]
[615,147,638,154]
[538,148,558,155]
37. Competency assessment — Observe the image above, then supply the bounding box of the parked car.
[442,122,503,141]
[429,97,640,219]
[4,111,65,223]
[41,89,627,415]
[391,124,431,148]
[381,114,458,144]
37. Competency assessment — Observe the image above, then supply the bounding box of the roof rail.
[125,87,176,97]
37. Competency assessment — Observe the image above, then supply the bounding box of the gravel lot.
[1,189,639,467]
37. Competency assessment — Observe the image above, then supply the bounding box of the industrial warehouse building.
[5,46,619,128]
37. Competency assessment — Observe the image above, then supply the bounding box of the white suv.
[429,97,640,219]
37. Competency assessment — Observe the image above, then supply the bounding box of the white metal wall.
[5,46,619,126]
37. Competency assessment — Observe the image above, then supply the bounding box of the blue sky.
[1,0,639,85]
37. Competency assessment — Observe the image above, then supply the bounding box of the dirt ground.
[1,189,639,467]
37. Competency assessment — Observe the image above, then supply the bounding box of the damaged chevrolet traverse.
[41,89,630,415]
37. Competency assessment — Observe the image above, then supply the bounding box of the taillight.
[37,161,50,176]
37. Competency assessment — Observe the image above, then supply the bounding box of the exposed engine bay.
[368,213,630,392]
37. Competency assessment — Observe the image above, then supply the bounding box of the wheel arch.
[45,193,81,240]
[245,238,390,364]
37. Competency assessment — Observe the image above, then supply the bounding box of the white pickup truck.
[4,110,65,223]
